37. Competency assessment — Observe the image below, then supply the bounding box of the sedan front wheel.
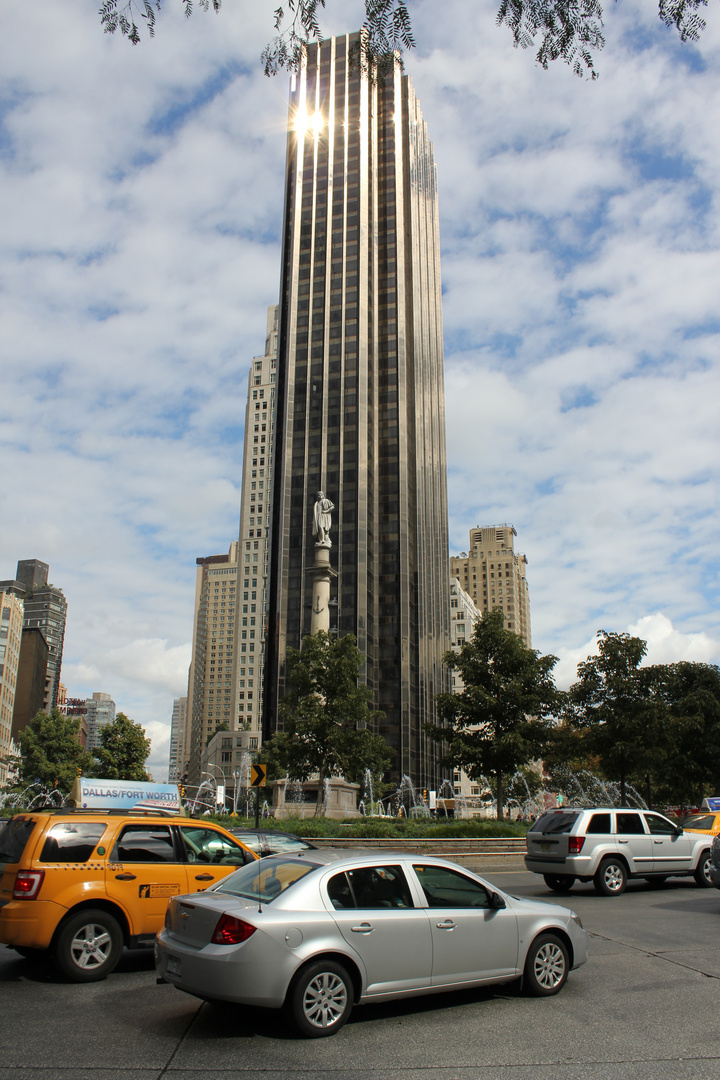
[524,934,569,996]
[288,960,353,1038]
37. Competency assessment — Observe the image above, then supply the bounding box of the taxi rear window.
[39,822,107,862]
[0,817,37,867]
[213,858,318,903]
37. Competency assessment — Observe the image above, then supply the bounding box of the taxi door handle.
[194,873,215,881]
[115,873,136,880]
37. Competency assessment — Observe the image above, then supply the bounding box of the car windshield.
[682,814,716,830]
[212,857,318,903]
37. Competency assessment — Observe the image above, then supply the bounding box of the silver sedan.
[155,849,588,1037]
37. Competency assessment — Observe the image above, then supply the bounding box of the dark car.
[225,828,317,857]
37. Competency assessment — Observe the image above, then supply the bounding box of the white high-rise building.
[85,692,116,751]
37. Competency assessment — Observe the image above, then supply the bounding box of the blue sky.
[2,0,719,779]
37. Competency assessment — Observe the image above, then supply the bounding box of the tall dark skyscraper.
[264,32,450,788]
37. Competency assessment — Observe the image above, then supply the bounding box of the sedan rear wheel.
[543,874,575,893]
[54,909,123,982]
[593,858,627,896]
[289,960,353,1038]
[524,934,569,996]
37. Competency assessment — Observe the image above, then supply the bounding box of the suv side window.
[616,813,645,835]
[587,813,611,833]
[644,814,678,835]
[39,823,107,862]
[112,825,178,863]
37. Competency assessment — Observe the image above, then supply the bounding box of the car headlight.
[570,913,584,929]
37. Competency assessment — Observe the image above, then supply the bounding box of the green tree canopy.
[565,630,669,805]
[9,708,94,795]
[98,0,710,80]
[654,662,720,807]
[265,631,391,815]
[94,712,152,781]
[428,610,560,820]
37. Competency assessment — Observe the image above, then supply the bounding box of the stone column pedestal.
[308,543,338,635]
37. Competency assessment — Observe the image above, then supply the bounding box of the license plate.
[538,842,550,852]
[166,956,182,978]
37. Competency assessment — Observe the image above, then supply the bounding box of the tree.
[8,709,94,795]
[565,631,668,805]
[428,610,560,820]
[98,0,710,80]
[654,662,720,808]
[94,712,152,781]
[265,631,391,815]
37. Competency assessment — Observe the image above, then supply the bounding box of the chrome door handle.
[436,920,456,930]
[351,923,374,933]
[115,873,136,880]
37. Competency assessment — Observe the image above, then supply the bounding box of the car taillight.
[211,914,256,945]
[13,870,45,900]
[569,836,585,854]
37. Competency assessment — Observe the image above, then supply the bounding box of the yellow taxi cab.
[681,812,720,836]
[0,809,257,982]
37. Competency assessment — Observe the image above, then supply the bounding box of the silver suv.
[710,833,720,888]
[525,807,713,896]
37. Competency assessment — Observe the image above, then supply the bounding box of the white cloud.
[2,0,719,783]
[554,614,720,689]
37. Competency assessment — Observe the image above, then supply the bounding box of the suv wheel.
[524,933,569,996]
[594,858,627,896]
[54,909,123,982]
[694,850,713,888]
[543,874,575,893]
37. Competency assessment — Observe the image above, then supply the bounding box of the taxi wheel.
[287,960,353,1038]
[54,909,123,982]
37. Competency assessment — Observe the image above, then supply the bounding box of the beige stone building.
[184,308,278,787]
[449,525,532,648]
[0,591,24,784]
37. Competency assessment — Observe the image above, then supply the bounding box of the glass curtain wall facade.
[264,33,450,788]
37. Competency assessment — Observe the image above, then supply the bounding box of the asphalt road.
[1,870,719,1080]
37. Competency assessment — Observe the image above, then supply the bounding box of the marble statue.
[312,491,334,546]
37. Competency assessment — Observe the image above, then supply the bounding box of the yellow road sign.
[250,764,267,787]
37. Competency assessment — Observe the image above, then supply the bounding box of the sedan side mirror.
[489,891,506,910]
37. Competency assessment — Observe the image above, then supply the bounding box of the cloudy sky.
[2,0,719,780]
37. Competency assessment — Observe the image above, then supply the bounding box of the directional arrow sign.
[250,764,267,787]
